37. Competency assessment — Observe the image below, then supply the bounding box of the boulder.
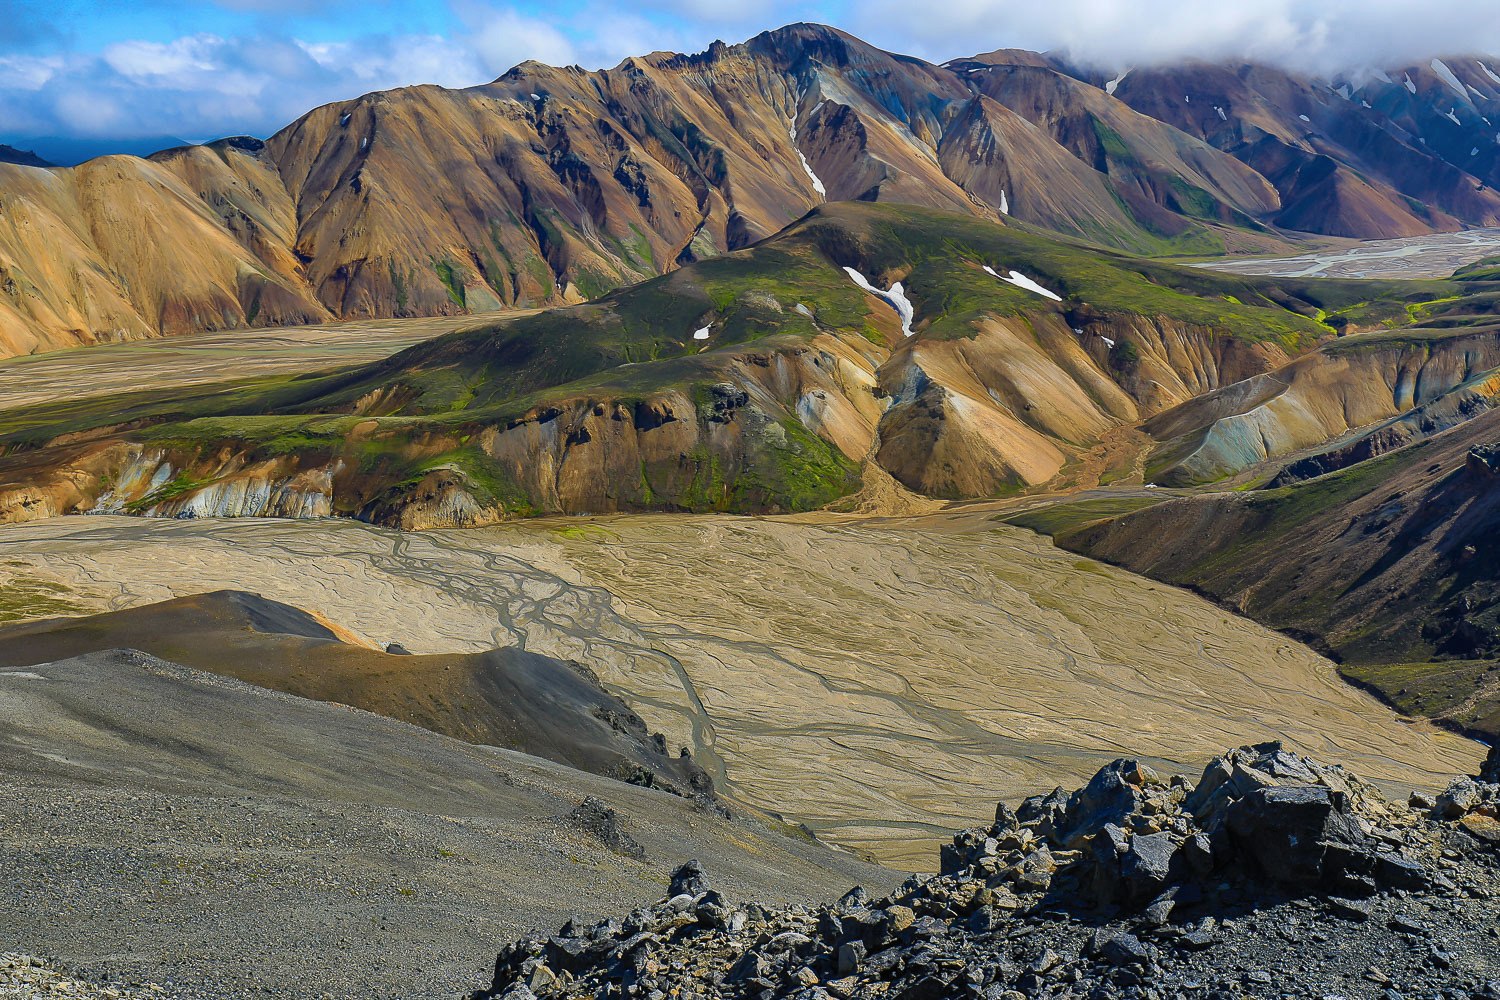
[1118,831,1181,902]
[1225,785,1364,884]
[1481,743,1500,784]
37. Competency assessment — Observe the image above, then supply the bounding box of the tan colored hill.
[0,202,1365,525]
[0,589,715,796]
[0,25,1321,361]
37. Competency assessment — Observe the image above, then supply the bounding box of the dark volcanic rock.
[476,742,1500,1000]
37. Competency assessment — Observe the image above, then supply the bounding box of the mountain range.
[5,24,1500,358]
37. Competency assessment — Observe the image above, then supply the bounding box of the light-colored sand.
[0,513,1481,870]
[0,315,493,410]
[1190,227,1500,279]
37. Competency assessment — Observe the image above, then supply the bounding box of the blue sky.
[4,0,1499,149]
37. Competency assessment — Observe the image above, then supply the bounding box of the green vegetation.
[1003,495,1169,536]
[0,578,88,623]
[1341,659,1500,737]
[432,260,466,307]
[10,202,1500,523]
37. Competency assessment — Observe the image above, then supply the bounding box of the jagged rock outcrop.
[476,743,1500,1000]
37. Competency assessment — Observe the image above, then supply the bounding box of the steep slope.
[0,647,893,997]
[0,202,1365,523]
[0,149,329,357]
[1142,325,1500,484]
[0,25,1307,361]
[1089,57,1500,238]
[1054,410,1500,739]
[952,52,1283,251]
[0,590,714,797]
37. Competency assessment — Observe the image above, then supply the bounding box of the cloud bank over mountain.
[2,0,1497,152]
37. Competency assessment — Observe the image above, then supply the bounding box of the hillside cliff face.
[10,25,1500,359]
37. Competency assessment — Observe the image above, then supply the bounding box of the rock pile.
[0,953,178,999]
[477,743,1500,1000]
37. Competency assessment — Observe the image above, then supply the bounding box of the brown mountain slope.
[953,54,1282,239]
[0,202,1368,525]
[1089,58,1500,238]
[0,150,329,357]
[0,589,715,796]
[0,25,1300,361]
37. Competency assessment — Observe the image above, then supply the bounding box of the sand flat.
[0,512,1480,870]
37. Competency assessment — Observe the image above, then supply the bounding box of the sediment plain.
[0,314,478,410]
[0,511,1480,870]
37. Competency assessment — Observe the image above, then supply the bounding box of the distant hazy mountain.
[0,144,53,167]
[3,134,193,166]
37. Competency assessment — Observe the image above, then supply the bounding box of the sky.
[4,0,1500,152]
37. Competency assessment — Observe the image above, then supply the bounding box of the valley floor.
[1190,226,1500,279]
[0,511,1480,870]
[0,314,487,411]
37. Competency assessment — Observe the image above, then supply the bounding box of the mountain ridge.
[7,24,1500,360]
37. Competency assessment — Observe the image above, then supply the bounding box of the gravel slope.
[0,650,895,1000]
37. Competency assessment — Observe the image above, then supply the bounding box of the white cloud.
[103,35,223,78]
[0,54,64,90]
[846,0,1500,75]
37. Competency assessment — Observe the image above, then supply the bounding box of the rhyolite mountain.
[5,24,1500,359]
[4,200,1497,532]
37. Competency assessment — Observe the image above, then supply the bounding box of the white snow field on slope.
[843,267,915,337]
[693,326,711,340]
[1431,59,1469,101]
[1105,67,1130,95]
[788,117,827,198]
[1483,62,1500,86]
[982,265,1062,302]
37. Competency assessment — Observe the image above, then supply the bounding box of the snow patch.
[794,303,813,318]
[1298,114,1311,122]
[340,113,351,126]
[1445,109,1463,125]
[1404,74,1418,94]
[1431,58,1469,101]
[788,118,826,198]
[1473,147,1481,156]
[1335,84,1352,101]
[843,267,915,337]
[1215,106,1227,121]
[1104,67,1130,95]
[1483,61,1500,86]
[1184,94,1190,103]
[530,93,541,100]
[361,137,368,149]
[1362,100,1372,109]
[1099,335,1116,348]
[998,189,1009,215]
[693,326,711,341]
[983,264,1061,301]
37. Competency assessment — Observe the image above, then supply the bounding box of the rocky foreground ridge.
[480,742,1500,1000]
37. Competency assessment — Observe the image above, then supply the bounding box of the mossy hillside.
[1340,658,1500,733]
[1002,495,1172,536]
[784,203,1413,353]
[302,232,887,419]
